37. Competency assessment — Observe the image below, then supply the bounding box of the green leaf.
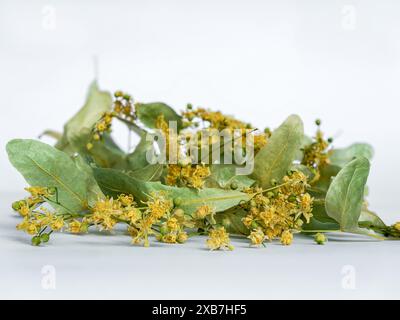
[301,200,340,232]
[73,155,105,206]
[216,209,249,235]
[93,168,250,215]
[291,164,315,182]
[295,134,313,161]
[251,114,304,188]
[312,164,341,192]
[56,81,127,168]
[325,157,370,231]
[81,133,127,169]
[358,206,386,230]
[135,102,182,130]
[301,217,340,232]
[7,139,89,213]
[65,81,112,147]
[126,132,155,171]
[312,202,339,224]
[205,164,255,190]
[127,164,164,181]
[330,143,374,167]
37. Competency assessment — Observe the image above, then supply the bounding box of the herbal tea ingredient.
[6,82,400,248]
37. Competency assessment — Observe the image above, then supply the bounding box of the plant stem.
[301,229,340,233]
[115,116,145,136]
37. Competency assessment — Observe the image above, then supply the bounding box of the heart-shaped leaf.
[7,139,90,213]
[251,114,304,188]
[325,157,370,231]
[136,102,183,130]
[56,81,127,168]
[330,143,373,167]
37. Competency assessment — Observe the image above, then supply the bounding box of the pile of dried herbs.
[6,82,400,248]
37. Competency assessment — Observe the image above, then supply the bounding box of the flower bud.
[173,208,185,218]
[251,221,259,229]
[160,224,169,235]
[230,182,238,190]
[114,90,123,98]
[40,233,50,243]
[174,197,183,207]
[12,200,24,211]
[31,236,41,246]
[267,192,275,199]
[314,233,326,245]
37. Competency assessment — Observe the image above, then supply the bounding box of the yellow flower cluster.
[242,171,313,246]
[191,205,217,231]
[17,208,65,235]
[182,107,248,131]
[206,226,234,250]
[87,112,114,150]
[91,197,126,230]
[302,121,333,181]
[25,186,52,198]
[253,133,268,153]
[65,195,141,234]
[385,221,400,238]
[113,91,135,119]
[87,91,135,150]
[131,192,173,247]
[248,229,265,246]
[12,186,55,217]
[182,106,268,159]
[68,219,87,233]
[156,209,191,244]
[166,164,211,189]
[194,205,214,220]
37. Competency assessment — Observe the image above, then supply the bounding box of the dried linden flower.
[206,227,234,251]
[280,230,293,246]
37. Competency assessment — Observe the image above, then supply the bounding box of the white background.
[0,0,400,300]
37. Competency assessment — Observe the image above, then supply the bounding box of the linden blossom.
[6,82,400,249]
[152,304,187,317]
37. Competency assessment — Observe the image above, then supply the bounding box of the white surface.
[0,0,400,222]
[0,192,399,300]
[1,0,400,300]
